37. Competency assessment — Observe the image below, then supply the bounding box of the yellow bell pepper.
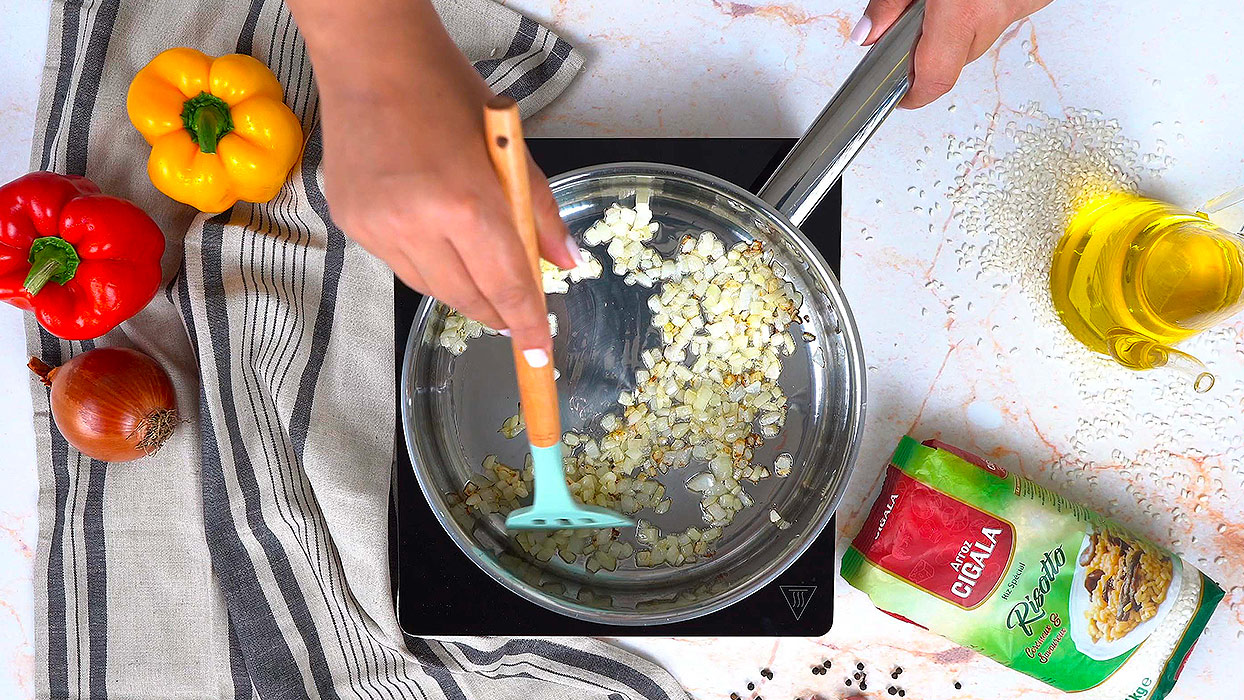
[127,48,303,213]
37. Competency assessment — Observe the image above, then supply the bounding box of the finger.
[854,0,913,45]
[527,153,578,270]
[899,3,974,108]
[531,170,576,269]
[417,237,509,330]
[387,248,429,294]
[452,204,553,357]
[965,32,994,65]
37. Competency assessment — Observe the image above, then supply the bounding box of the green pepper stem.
[24,258,64,296]
[181,92,234,155]
[194,106,224,154]
[24,236,81,296]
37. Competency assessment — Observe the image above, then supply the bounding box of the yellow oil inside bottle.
[1049,192,1244,369]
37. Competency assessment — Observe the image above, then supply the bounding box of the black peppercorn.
[747,683,755,691]
[856,662,865,671]
[844,679,851,686]
[899,690,906,697]
[888,687,897,696]
[731,693,740,700]
[859,683,867,691]
[954,681,962,690]
[822,660,831,669]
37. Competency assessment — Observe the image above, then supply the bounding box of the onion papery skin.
[33,348,178,462]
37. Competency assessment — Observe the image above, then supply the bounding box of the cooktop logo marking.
[780,585,817,620]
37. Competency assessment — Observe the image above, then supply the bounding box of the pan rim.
[400,161,867,626]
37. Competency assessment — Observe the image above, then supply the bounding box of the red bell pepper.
[0,172,165,340]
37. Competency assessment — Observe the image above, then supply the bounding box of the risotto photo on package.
[842,437,1223,699]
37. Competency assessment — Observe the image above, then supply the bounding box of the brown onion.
[28,348,177,462]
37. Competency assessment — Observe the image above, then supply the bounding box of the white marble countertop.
[1,0,1241,698]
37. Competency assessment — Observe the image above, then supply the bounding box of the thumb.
[851,0,915,45]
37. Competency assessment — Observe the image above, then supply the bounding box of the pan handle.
[758,0,925,227]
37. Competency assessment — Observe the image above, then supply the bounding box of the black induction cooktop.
[392,138,841,636]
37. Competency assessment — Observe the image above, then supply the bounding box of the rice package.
[842,437,1222,698]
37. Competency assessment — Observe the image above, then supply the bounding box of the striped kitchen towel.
[25,1,688,699]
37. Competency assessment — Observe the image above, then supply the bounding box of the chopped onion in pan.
[444,202,810,571]
[438,251,603,353]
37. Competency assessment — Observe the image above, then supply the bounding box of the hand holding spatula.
[483,96,634,531]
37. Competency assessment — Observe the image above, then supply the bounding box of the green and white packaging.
[842,437,1222,698]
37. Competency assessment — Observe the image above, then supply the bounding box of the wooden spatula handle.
[484,96,561,448]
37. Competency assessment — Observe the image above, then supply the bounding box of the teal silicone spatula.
[484,97,634,531]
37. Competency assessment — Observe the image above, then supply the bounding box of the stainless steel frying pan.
[400,2,925,625]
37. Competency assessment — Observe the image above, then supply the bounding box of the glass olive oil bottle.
[1049,192,1244,389]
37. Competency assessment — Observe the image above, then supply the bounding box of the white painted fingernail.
[565,234,584,265]
[849,15,872,45]
[523,348,549,368]
[497,328,511,337]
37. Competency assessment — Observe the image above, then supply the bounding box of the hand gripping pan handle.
[758,0,925,227]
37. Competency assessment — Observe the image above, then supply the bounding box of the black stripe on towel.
[65,0,119,177]
[79,447,113,700]
[287,123,345,457]
[450,639,674,700]
[37,0,81,170]
[41,330,70,700]
[38,4,85,695]
[67,409,82,699]
[199,391,305,699]
[64,1,121,689]
[197,211,324,699]
[468,663,619,697]
[175,259,202,359]
[237,0,266,55]
[40,0,121,693]
[173,229,259,700]
[83,454,107,700]
[227,614,254,699]
[406,639,468,700]
[501,37,573,103]
[486,27,550,93]
[475,15,539,79]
